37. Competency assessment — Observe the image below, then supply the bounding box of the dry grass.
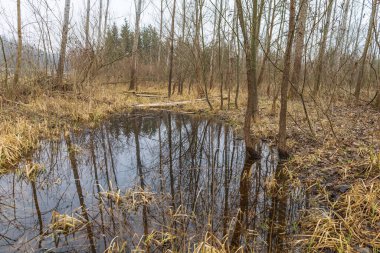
[104,237,128,253]
[0,119,39,167]
[192,233,244,253]
[101,186,156,211]
[0,83,212,171]
[17,162,45,181]
[1,82,380,252]
[49,210,86,235]
[145,230,176,249]
[297,181,380,252]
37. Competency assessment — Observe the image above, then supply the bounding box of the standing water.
[0,111,305,252]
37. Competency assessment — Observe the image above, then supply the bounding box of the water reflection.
[0,111,304,252]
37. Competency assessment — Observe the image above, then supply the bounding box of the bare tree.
[56,0,71,86]
[168,0,176,98]
[158,0,164,66]
[289,0,308,98]
[85,0,91,48]
[235,0,260,129]
[129,0,143,91]
[0,36,8,89]
[257,0,276,88]
[354,0,378,101]
[278,0,296,157]
[98,0,103,46]
[313,0,334,96]
[14,0,22,86]
[103,0,110,40]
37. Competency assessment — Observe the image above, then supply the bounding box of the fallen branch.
[133,99,205,108]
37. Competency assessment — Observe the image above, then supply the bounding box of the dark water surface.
[0,111,305,252]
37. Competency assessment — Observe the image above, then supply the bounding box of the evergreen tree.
[104,23,122,61]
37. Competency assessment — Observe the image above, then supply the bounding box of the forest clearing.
[0,0,380,252]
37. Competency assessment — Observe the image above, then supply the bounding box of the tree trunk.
[354,0,377,101]
[168,0,176,98]
[249,0,259,122]
[313,0,334,96]
[129,0,143,90]
[56,0,71,87]
[234,1,240,109]
[0,36,8,89]
[235,0,260,158]
[278,0,296,158]
[208,0,218,91]
[85,0,90,48]
[158,0,163,66]
[103,0,110,40]
[218,0,224,109]
[235,0,259,126]
[98,0,103,47]
[257,0,276,88]
[14,0,22,86]
[289,0,308,98]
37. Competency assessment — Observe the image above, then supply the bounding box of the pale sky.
[0,0,164,47]
[0,0,372,53]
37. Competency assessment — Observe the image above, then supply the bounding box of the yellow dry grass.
[1,81,379,252]
[101,186,155,211]
[297,181,380,252]
[104,237,128,253]
[16,162,45,181]
[49,210,85,235]
[0,83,213,171]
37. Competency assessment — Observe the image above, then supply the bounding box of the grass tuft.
[297,181,380,252]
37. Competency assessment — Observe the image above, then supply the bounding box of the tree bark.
[235,0,260,158]
[313,0,334,96]
[235,0,259,126]
[289,0,308,98]
[158,0,163,66]
[103,0,110,41]
[278,0,296,158]
[14,0,22,86]
[98,0,103,47]
[129,0,143,90]
[168,0,176,98]
[56,0,71,87]
[0,36,8,89]
[257,0,275,88]
[234,1,240,109]
[85,0,90,48]
[354,0,377,101]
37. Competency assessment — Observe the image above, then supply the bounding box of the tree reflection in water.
[0,111,305,252]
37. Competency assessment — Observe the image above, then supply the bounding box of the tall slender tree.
[0,36,8,89]
[168,0,177,98]
[354,0,378,101]
[313,0,334,96]
[14,0,22,86]
[129,0,143,90]
[278,0,296,157]
[103,0,110,40]
[98,0,103,46]
[290,0,308,98]
[85,0,91,48]
[56,0,71,86]
[235,0,260,158]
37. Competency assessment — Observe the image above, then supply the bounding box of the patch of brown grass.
[0,83,209,172]
[101,186,156,211]
[49,210,86,235]
[297,181,380,252]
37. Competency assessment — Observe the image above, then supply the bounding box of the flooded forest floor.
[0,83,379,252]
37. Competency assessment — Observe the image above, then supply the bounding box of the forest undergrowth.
[0,83,379,252]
